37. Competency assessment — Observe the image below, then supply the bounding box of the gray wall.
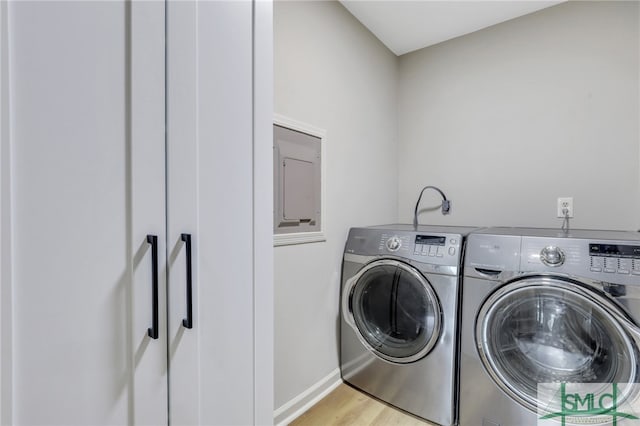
[274,1,398,409]
[398,1,640,230]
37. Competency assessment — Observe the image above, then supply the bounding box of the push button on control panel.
[618,259,631,275]
[604,258,616,274]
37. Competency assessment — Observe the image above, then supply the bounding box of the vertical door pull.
[181,233,194,329]
[147,234,159,339]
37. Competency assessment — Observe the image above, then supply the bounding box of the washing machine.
[459,227,640,426]
[340,224,475,425]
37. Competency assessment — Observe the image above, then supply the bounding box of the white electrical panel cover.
[274,123,322,237]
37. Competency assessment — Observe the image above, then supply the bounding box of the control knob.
[540,246,565,267]
[386,236,401,252]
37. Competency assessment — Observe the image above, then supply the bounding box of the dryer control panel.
[413,234,455,258]
[377,232,461,266]
[345,226,463,269]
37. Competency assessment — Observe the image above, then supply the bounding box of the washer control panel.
[519,235,640,285]
[589,243,640,276]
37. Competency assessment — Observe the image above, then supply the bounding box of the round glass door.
[476,276,638,413]
[345,259,441,364]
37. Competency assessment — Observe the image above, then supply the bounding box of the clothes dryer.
[460,228,640,426]
[341,224,474,425]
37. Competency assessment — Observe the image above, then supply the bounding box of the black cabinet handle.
[181,233,193,329]
[147,235,159,339]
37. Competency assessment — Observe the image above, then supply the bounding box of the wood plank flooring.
[290,384,435,426]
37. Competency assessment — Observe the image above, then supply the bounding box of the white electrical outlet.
[557,197,574,218]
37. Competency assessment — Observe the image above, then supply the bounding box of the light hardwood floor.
[290,384,435,426]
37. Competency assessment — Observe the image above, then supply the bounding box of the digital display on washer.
[589,244,640,258]
[415,235,446,246]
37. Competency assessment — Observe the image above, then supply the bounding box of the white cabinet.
[0,1,273,425]
[166,1,274,424]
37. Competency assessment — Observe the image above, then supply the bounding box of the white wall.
[398,1,640,231]
[274,0,398,411]
[274,0,639,416]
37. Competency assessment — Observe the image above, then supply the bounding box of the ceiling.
[339,1,565,56]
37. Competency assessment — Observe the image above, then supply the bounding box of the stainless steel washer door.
[476,276,638,413]
[343,259,441,364]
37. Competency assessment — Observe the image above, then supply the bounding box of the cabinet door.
[166,1,256,424]
[3,2,167,424]
[166,1,199,423]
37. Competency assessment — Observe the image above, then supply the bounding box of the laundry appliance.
[340,224,474,425]
[459,227,640,426]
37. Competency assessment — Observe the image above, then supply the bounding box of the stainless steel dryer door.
[343,259,442,364]
[476,276,639,413]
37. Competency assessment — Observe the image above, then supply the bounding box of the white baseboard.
[273,368,342,426]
